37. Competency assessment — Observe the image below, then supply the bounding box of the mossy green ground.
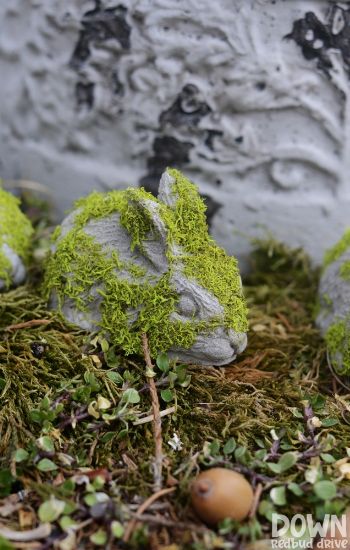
[1,217,350,549]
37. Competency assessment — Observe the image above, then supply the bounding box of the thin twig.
[249,482,263,518]
[327,350,350,391]
[123,487,176,542]
[0,523,51,541]
[133,406,176,426]
[58,411,90,429]
[128,511,211,533]
[141,333,163,492]
[4,319,52,331]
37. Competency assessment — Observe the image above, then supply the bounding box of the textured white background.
[0,0,349,268]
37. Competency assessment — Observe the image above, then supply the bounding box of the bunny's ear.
[157,168,208,239]
[123,189,168,271]
[157,170,178,208]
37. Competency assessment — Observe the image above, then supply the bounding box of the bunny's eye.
[177,295,199,317]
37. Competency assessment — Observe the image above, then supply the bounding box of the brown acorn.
[191,467,254,525]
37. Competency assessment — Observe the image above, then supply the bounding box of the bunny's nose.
[228,330,247,355]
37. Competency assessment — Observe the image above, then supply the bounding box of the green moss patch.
[340,260,350,280]
[324,228,350,268]
[166,168,248,332]
[325,319,350,374]
[0,188,33,287]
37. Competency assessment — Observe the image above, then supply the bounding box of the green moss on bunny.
[325,319,350,374]
[165,169,247,332]
[43,169,248,357]
[0,188,33,288]
[324,229,350,269]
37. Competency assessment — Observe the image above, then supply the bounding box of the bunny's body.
[44,169,248,365]
[317,230,350,374]
[0,188,33,290]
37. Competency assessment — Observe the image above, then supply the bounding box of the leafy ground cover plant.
[0,205,349,549]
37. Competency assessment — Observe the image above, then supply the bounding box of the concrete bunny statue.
[43,168,248,365]
[317,230,350,375]
[0,188,33,291]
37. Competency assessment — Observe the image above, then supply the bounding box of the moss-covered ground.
[0,204,350,550]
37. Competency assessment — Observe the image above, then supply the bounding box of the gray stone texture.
[317,251,350,338]
[0,243,26,290]
[1,1,350,269]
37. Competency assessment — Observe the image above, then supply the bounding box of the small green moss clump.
[0,188,33,288]
[324,229,350,268]
[322,293,333,307]
[339,260,350,280]
[43,169,247,357]
[325,319,350,374]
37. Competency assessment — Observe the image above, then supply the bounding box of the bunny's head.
[0,188,33,290]
[44,169,248,365]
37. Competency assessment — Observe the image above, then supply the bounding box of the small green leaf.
[314,480,337,501]
[100,338,109,353]
[289,407,303,418]
[278,452,298,472]
[92,476,106,490]
[84,492,109,507]
[117,428,129,440]
[38,498,65,522]
[258,500,275,521]
[160,389,174,402]
[36,436,55,453]
[106,372,123,384]
[287,483,304,497]
[40,396,50,410]
[280,443,295,451]
[267,462,281,474]
[321,418,338,427]
[30,409,43,424]
[90,529,107,546]
[156,353,170,373]
[270,486,286,506]
[84,372,100,391]
[217,517,236,535]
[174,364,187,380]
[100,432,115,443]
[310,394,326,411]
[63,501,76,515]
[223,438,236,455]
[59,515,77,532]
[105,348,120,368]
[61,479,75,494]
[14,448,29,463]
[37,458,58,472]
[111,521,124,538]
[122,388,140,404]
[179,374,191,388]
[209,440,221,456]
[234,446,248,463]
[255,449,267,460]
[0,469,15,498]
[320,453,336,464]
